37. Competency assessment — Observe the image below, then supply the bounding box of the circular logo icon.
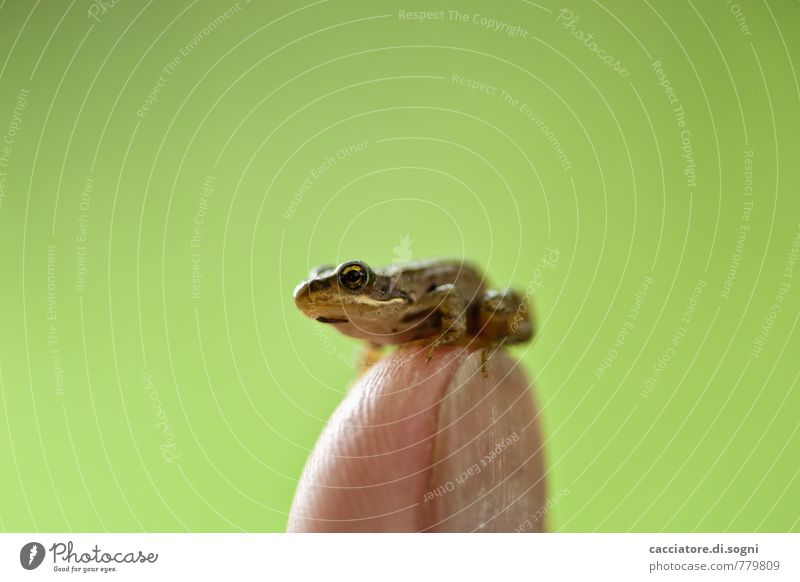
[20,542,45,570]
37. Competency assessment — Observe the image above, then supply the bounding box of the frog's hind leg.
[471,289,533,377]
[474,289,534,345]
[478,339,507,378]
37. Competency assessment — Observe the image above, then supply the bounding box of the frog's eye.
[337,262,370,291]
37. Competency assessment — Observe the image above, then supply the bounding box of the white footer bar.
[1,533,797,581]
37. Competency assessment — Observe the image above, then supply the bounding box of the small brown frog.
[293,259,533,369]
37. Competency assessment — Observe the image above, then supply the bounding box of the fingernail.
[423,349,548,532]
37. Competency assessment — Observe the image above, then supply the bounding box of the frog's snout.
[294,279,331,301]
[293,281,311,307]
[294,278,336,316]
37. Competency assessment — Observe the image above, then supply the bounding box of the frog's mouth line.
[316,316,349,324]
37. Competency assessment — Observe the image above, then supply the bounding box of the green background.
[1,0,798,532]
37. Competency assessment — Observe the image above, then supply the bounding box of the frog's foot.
[358,342,383,374]
[425,339,444,363]
[424,284,468,363]
[479,338,507,378]
[474,289,534,345]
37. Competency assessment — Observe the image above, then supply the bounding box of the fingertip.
[287,346,545,532]
[288,346,471,532]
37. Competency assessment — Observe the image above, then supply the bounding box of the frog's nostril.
[309,279,331,292]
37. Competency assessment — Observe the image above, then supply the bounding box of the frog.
[293,259,533,369]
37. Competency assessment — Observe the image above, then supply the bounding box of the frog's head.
[294,260,409,325]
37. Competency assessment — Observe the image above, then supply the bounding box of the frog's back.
[380,258,486,303]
